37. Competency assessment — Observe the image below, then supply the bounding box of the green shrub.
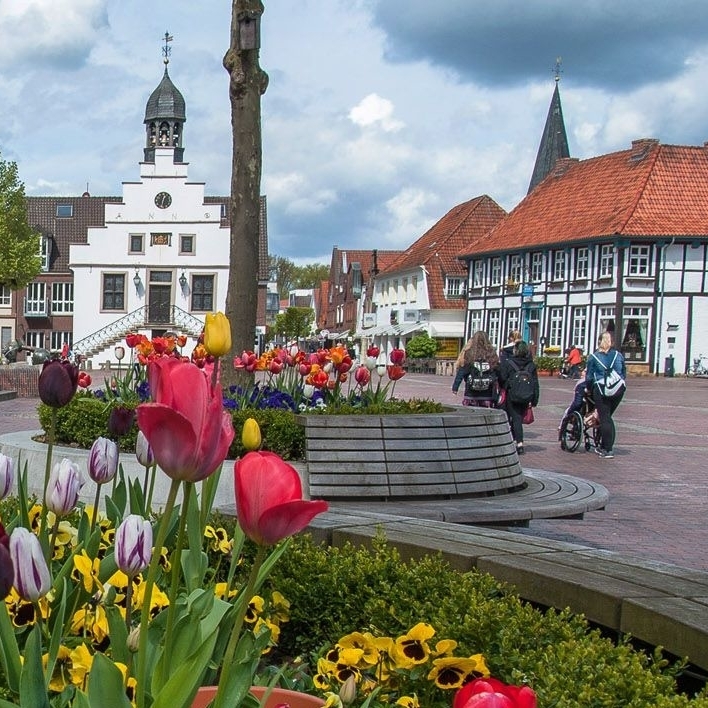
[228,408,306,461]
[265,534,708,707]
[405,332,439,359]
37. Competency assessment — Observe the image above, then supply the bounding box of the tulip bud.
[115,515,153,577]
[204,312,231,358]
[354,367,370,387]
[38,359,79,408]
[88,437,119,484]
[0,522,12,600]
[127,624,142,653]
[45,458,84,517]
[242,418,262,451]
[108,405,135,438]
[339,675,357,706]
[135,431,154,467]
[0,453,14,501]
[9,527,51,601]
[78,371,92,389]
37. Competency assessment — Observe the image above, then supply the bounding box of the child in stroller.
[558,369,601,452]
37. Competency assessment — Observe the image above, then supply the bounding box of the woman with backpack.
[585,331,626,458]
[499,340,539,455]
[452,331,501,408]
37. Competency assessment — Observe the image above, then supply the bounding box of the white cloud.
[349,93,404,132]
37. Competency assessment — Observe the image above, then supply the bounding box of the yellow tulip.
[242,418,262,451]
[203,312,231,357]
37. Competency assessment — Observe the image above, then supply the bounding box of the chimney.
[629,138,659,162]
[552,157,579,177]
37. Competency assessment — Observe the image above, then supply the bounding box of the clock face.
[155,191,172,209]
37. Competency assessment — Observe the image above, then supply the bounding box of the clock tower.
[143,32,186,164]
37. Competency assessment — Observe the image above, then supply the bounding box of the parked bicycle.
[685,354,708,377]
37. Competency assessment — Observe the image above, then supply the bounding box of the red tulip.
[126,333,146,348]
[390,348,406,365]
[387,364,406,381]
[136,358,234,482]
[338,356,353,374]
[298,362,312,377]
[269,358,284,375]
[78,371,92,388]
[38,359,79,408]
[354,366,370,386]
[310,370,329,389]
[235,451,328,546]
[367,345,380,358]
[454,679,536,708]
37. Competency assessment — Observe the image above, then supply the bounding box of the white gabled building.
[67,60,267,367]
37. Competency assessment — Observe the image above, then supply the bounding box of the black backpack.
[507,360,535,405]
[465,361,495,393]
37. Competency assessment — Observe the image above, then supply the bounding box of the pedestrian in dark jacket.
[499,340,540,455]
[499,329,521,366]
[452,331,500,408]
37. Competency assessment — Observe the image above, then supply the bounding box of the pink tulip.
[269,358,284,375]
[454,679,537,708]
[136,358,234,482]
[354,366,370,387]
[235,451,329,546]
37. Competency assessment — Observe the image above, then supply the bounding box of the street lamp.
[133,271,141,294]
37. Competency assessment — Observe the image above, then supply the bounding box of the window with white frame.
[491,257,502,286]
[51,332,72,351]
[597,306,615,338]
[472,260,484,288]
[552,250,566,281]
[628,245,651,276]
[468,310,483,336]
[487,309,501,349]
[102,274,125,311]
[51,282,73,314]
[25,331,45,348]
[129,233,144,254]
[548,307,563,348]
[599,245,614,278]
[191,275,214,312]
[410,276,418,302]
[446,277,464,297]
[530,252,543,282]
[40,236,50,271]
[571,306,587,349]
[56,204,73,218]
[575,247,589,279]
[0,285,10,307]
[621,306,649,355]
[506,309,520,337]
[509,255,523,282]
[25,282,46,315]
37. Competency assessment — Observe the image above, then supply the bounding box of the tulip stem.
[48,517,60,566]
[135,478,180,708]
[39,409,56,562]
[215,544,267,707]
[90,483,102,534]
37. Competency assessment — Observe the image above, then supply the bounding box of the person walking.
[499,340,539,455]
[585,331,626,458]
[499,330,522,365]
[452,331,501,408]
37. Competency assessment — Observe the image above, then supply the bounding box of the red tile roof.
[466,140,708,256]
[382,195,506,309]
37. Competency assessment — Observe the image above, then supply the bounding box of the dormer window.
[56,204,73,218]
[39,235,51,271]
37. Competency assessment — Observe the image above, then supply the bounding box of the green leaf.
[19,625,50,708]
[0,603,22,694]
[128,475,147,517]
[86,653,132,708]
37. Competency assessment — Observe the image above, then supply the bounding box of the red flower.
[38,359,79,408]
[354,367,370,386]
[367,345,380,358]
[234,451,328,546]
[390,348,406,365]
[269,358,284,375]
[78,371,92,388]
[338,356,353,374]
[126,333,146,348]
[453,679,537,708]
[136,358,234,482]
[310,370,329,389]
[387,364,406,381]
[298,362,312,377]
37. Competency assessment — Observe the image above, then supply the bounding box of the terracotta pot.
[191,685,325,708]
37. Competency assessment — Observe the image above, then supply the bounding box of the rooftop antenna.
[553,56,563,83]
[162,31,173,66]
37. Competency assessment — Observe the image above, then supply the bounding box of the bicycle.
[559,393,607,452]
[686,355,708,377]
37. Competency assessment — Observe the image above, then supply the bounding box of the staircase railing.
[72,306,206,356]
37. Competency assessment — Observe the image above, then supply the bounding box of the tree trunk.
[222,0,268,388]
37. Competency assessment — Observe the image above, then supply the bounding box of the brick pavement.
[1,370,706,571]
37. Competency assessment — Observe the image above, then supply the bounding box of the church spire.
[527,58,570,194]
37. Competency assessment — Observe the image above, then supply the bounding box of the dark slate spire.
[527,70,570,194]
[143,32,186,163]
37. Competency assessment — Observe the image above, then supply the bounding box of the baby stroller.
[559,391,602,452]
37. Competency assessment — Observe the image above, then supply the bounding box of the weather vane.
[553,56,563,83]
[162,31,173,65]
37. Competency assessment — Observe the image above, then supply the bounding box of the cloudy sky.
[2,1,708,264]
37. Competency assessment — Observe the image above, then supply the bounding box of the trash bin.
[664,355,675,377]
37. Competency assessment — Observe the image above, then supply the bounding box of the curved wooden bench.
[296,408,524,500]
